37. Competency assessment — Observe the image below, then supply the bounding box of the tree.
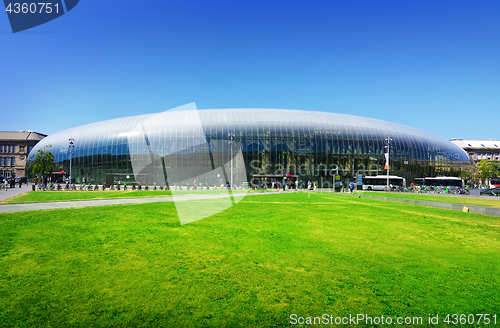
[476,159,500,183]
[28,145,56,185]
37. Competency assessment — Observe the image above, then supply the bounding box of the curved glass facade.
[27,108,472,186]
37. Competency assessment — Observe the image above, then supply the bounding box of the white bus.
[362,175,406,191]
[489,177,500,188]
[414,177,464,188]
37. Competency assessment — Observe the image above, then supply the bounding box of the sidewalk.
[0,191,287,213]
[0,184,30,202]
[359,194,500,218]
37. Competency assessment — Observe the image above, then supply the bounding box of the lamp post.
[229,133,235,189]
[385,136,392,190]
[68,137,74,185]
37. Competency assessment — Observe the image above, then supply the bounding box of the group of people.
[257,179,358,193]
[271,180,298,191]
[3,177,22,190]
[306,180,357,193]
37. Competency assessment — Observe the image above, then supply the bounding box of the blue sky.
[1,0,499,140]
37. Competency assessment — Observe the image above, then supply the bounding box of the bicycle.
[37,184,47,191]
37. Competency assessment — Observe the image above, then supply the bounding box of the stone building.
[0,131,47,179]
[450,139,500,163]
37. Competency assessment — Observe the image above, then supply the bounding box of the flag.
[384,153,389,170]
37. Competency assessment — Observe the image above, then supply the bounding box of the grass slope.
[0,192,499,327]
[360,191,500,208]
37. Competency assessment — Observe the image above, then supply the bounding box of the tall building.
[450,139,500,163]
[27,108,472,185]
[0,131,47,179]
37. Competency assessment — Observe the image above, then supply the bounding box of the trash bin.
[32,184,35,191]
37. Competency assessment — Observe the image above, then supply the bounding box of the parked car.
[480,186,500,196]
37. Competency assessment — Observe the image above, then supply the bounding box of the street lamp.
[385,136,392,191]
[229,133,235,189]
[68,137,75,185]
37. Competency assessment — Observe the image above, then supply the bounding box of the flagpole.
[385,137,392,191]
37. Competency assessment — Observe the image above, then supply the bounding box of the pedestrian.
[19,179,22,188]
[349,181,355,194]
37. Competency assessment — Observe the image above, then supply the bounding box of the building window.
[28,146,34,153]
[0,158,3,166]
[12,145,15,153]
[0,145,3,153]
[11,157,15,166]
[5,157,10,166]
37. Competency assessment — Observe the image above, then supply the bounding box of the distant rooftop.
[450,139,500,149]
[0,131,47,142]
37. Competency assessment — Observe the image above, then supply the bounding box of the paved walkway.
[359,194,500,218]
[0,184,31,202]
[0,191,286,213]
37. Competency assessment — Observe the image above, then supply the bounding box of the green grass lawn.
[1,189,267,205]
[0,190,172,204]
[360,190,500,208]
[1,192,499,327]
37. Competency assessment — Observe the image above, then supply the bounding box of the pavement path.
[0,191,288,213]
[359,194,500,218]
[0,184,30,202]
